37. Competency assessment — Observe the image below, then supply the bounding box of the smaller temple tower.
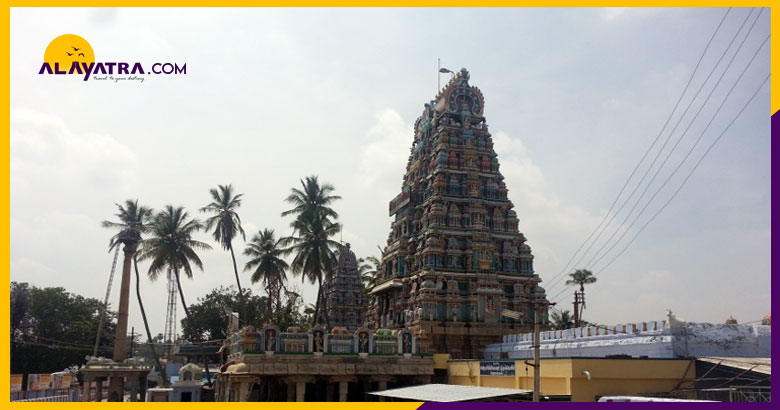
[323,244,368,332]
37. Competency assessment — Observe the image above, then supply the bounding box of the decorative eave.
[370,278,403,294]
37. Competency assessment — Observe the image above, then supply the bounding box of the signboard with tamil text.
[51,373,72,389]
[479,361,515,376]
[11,374,23,392]
[27,374,51,390]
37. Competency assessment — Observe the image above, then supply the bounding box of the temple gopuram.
[323,243,367,332]
[369,68,550,359]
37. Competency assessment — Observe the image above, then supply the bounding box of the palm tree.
[565,268,597,293]
[281,176,342,328]
[101,200,164,399]
[549,309,573,330]
[282,215,341,327]
[132,255,168,386]
[566,268,597,325]
[358,256,381,303]
[243,229,289,315]
[201,184,246,294]
[139,205,213,385]
[281,175,341,221]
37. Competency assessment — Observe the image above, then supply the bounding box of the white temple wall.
[486,321,770,360]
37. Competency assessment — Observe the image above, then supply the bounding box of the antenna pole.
[437,58,441,92]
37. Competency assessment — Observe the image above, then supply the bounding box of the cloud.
[10,109,139,199]
[356,109,414,201]
[602,8,629,21]
[90,7,119,27]
[601,7,665,23]
[492,131,603,268]
[10,109,142,308]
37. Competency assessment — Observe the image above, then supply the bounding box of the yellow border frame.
[3,4,775,409]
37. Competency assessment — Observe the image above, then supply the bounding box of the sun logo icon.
[43,34,95,68]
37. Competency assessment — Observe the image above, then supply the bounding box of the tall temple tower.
[369,68,549,359]
[323,243,367,332]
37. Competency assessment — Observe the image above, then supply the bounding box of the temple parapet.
[227,325,422,359]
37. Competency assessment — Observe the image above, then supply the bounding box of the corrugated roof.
[697,357,771,375]
[368,384,531,402]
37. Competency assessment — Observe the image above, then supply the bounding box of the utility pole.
[533,305,541,402]
[573,290,584,327]
[129,327,135,359]
[525,300,554,402]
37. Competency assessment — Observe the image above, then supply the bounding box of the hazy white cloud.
[357,109,414,200]
[601,7,665,22]
[10,109,139,197]
[602,8,629,21]
[492,131,605,271]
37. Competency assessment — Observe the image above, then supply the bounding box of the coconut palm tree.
[102,200,152,253]
[566,268,597,325]
[102,200,165,398]
[132,255,168,386]
[565,268,597,293]
[282,212,341,328]
[140,205,213,385]
[357,256,381,303]
[243,229,289,315]
[549,309,574,330]
[201,184,246,294]
[281,176,341,221]
[281,176,342,328]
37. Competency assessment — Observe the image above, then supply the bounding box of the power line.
[548,17,769,303]
[592,69,770,276]
[542,8,733,293]
[583,8,766,273]
[552,57,770,306]
[12,339,113,353]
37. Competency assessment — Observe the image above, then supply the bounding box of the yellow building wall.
[485,376,515,389]
[448,358,695,402]
[568,359,695,402]
[433,354,451,370]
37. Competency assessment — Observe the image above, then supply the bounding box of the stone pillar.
[296,382,306,402]
[81,380,91,402]
[287,383,296,402]
[108,376,123,401]
[129,377,138,402]
[377,381,387,402]
[338,381,348,402]
[372,376,393,401]
[95,379,104,402]
[238,381,250,402]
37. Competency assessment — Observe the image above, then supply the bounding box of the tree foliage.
[243,229,289,314]
[281,176,342,327]
[549,309,574,330]
[201,184,246,295]
[179,286,307,342]
[565,268,597,292]
[11,282,115,375]
[357,256,381,303]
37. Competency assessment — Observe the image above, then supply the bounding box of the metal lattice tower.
[162,270,177,358]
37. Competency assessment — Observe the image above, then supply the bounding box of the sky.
[10,7,771,340]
